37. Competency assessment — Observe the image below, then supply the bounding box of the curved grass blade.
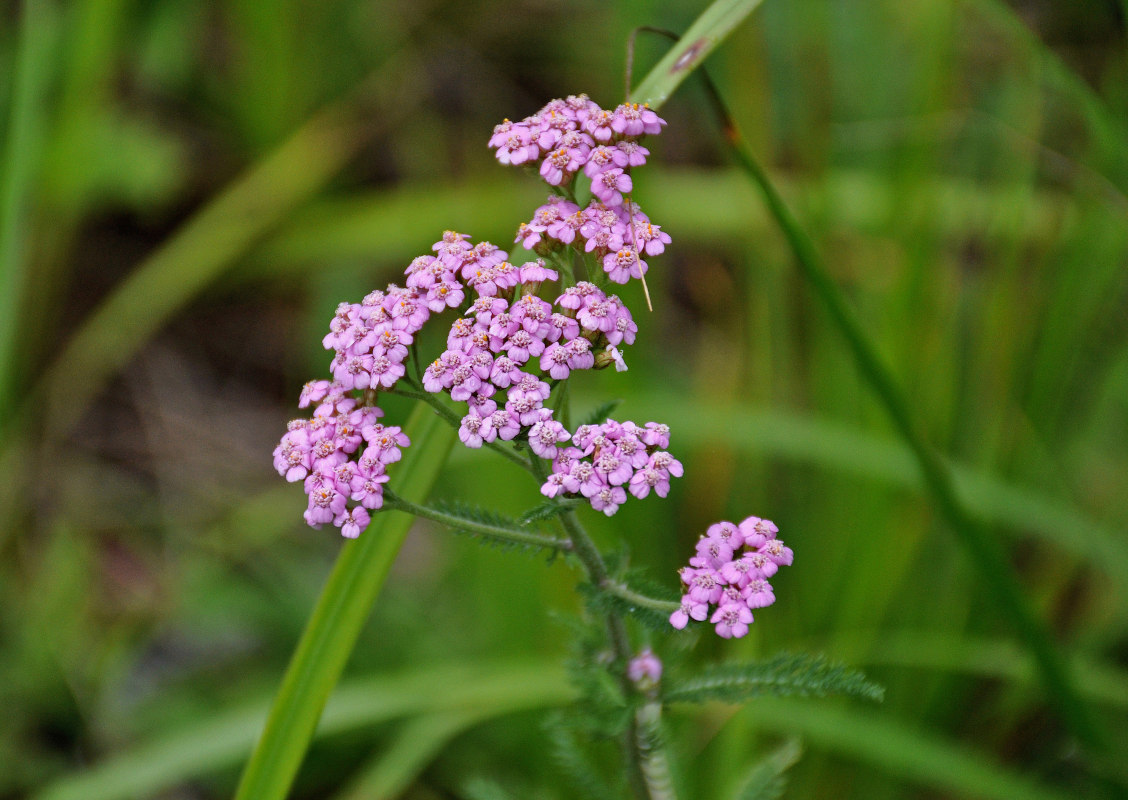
[744,697,1072,800]
[0,0,58,416]
[33,659,571,800]
[628,0,766,109]
[334,711,482,800]
[692,65,1111,757]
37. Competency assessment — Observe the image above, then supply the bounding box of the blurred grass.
[2,0,1127,798]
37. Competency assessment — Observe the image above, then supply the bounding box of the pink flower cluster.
[540,419,682,516]
[488,95,664,176]
[424,279,638,450]
[517,198,671,285]
[272,382,409,538]
[274,230,486,538]
[671,517,793,638]
[489,95,670,286]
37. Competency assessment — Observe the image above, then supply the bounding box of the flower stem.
[383,489,572,553]
[635,699,678,800]
[389,385,533,471]
[603,581,679,614]
[557,509,653,800]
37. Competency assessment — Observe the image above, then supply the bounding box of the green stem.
[383,490,572,552]
[558,510,651,799]
[694,72,1111,756]
[604,581,679,615]
[390,385,532,472]
[635,700,678,800]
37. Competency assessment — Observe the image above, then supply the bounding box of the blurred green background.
[2,0,1127,798]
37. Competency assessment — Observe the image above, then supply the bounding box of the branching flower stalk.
[270,93,794,799]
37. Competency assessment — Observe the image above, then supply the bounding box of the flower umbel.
[671,516,792,638]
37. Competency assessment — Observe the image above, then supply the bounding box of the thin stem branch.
[603,581,679,614]
[389,385,533,471]
[557,509,653,800]
[383,490,572,552]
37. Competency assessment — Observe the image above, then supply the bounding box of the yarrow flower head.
[670,516,792,638]
[539,418,680,516]
[489,96,670,286]
[277,97,679,540]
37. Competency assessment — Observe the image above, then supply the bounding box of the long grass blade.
[231,404,453,800]
[746,697,1072,800]
[628,0,765,109]
[693,67,1112,757]
[33,659,571,800]
[0,0,57,416]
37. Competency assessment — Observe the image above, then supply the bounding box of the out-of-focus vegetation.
[2,0,1126,798]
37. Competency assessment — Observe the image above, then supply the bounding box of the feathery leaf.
[664,653,884,705]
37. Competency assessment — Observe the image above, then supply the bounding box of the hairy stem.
[635,700,678,800]
[558,509,655,800]
[383,490,572,552]
[390,385,532,471]
[603,581,679,614]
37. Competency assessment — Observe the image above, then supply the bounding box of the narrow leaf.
[232,405,454,800]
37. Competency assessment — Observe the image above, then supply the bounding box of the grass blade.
[628,0,766,109]
[33,659,571,800]
[0,0,58,415]
[231,404,454,800]
[695,68,1111,757]
[334,711,481,800]
[746,697,1072,800]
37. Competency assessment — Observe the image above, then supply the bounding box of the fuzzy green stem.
[390,385,532,471]
[635,700,678,800]
[558,509,651,799]
[383,490,572,553]
[603,581,679,615]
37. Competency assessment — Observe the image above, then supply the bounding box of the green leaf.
[744,697,1073,800]
[578,573,679,632]
[732,738,802,800]
[663,653,884,705]
[628,0,767,109]
[231,404,454,800]
[545,711,623,800]
[578,398,624,428]
[33,659,573,800]
[519,498,582,526]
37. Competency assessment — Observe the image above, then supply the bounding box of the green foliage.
[519,498,583,525]
[461,776,521,800]
[663,654,884,705]
[579,398,625,428]
[732,738,803,800]
[544,711,624,800]
[432,499,561,555]
[576,570,680,632]
[4,0,1128,798]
